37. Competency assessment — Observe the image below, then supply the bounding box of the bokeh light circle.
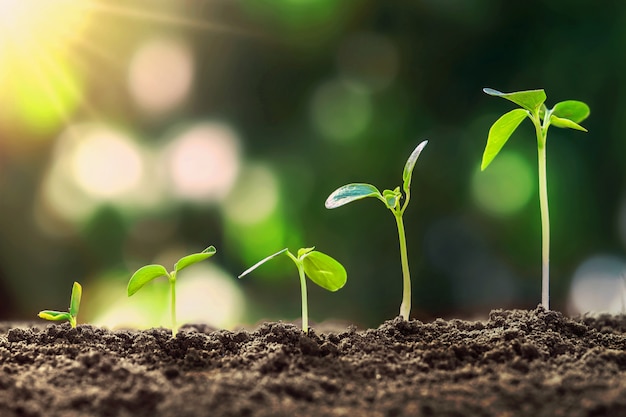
[471,151,534,217]
[569,255,626,314]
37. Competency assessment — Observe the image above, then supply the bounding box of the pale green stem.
[69,316,77,328]
[395,212,411,320]
[169,272,178,337]
[287,252,308,333]
[533,114,550,310]
[537,142,550,310]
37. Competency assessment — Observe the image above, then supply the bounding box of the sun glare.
[0,0,91,133]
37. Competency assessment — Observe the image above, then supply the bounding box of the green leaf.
[483,87,546,113]
[402,140,428,194]
[127,264,169,296]
[481,108,528,171]
[174,246,216,272]
[549,115,588,132]
[239,248,289,278]
[38,310,71,321]
[297,247,315,259]
[551,100,590,124]
[301,251,347,292]
[69,282,82,318]
[325,183,384,209]
[382,187,401,210]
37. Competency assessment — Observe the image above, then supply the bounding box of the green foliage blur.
[0,0,622,327]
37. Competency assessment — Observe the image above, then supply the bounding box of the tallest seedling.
[481,88,590,309]
[325,140,428,320]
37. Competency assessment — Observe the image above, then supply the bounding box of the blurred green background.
[0,0,624,328]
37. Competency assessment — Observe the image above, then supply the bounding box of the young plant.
[238,247,347,333]
[127,246,216,336]
[38,281,82,328]
[325,140,428,320]
[481,88,590,310]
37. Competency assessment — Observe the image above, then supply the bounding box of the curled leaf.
[301,251,347,292]
[238,248,289,279]
[481,108,528,171]
[69,282,82,318]
[325,183,384,209]
[549,115,587,132]
[402,140,428,194]
[174,246,216,272]
[127,264,169,296]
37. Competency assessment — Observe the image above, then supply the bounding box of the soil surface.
[1,307,626,416]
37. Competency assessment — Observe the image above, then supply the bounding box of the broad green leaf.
[551,100,590,123]
[483,87,546,113]
[297,247,315,259]
[174,246,216,272]
[402,140,428,194]
[481,108,528,171]
[383,188,401,210]
[549,115,588,132]
[325,183,383,209]
[38,310,71,321]
[239,248,289,278]
[69,282,82,318]
[127,264,169,296]
[302,251,347,292]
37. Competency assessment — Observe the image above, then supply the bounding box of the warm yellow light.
[0,0,91,133]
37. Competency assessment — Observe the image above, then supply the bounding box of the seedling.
[325,140,428,320]
[127,246,216,336]
[239,247,347,333]
[481,88,590,310]
[38,281,82,328]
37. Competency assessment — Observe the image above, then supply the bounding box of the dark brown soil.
[1,307,626,416]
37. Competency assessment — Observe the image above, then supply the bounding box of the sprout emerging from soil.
[239,247,347,333]
[38,281,82,328]
[325,140,428,320]
[127,246,216,336]
[481,88,590,310]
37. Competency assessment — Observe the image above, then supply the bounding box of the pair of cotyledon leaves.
[127,246,217,296]
[239,247,347,292]
[324,140,428,211]
[481,88,590,171]
[38,281,82,327]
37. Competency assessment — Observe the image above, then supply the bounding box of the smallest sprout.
[38,281,82,328]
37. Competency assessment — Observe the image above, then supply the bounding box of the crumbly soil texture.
[2,307,626,417]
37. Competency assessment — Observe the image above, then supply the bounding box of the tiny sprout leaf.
[302,251,347,292]
[382,188,401,209]
[483,87,546,113]
[238,248,289,278]
[402,140,428,194]
[38,311,71,321]
[481,108,528,171]
[69,282,82,318]
[551,100,590,124]
[174,246,217,272]
[325,183,384,209]
[549,115,588,132]
[127,264,169,296]
[297,247,315,259]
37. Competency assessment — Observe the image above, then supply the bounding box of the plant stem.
[169,273,178,337]
[395,212,411,320]
[537,142,550,310]
[533,113,550,310]
[287,251,309,333]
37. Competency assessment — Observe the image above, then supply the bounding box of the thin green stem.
[287,252,309,333]
[395,212,411,320]
[537,142,550,310]
[169,272,178,336]
[533,114,550,310]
